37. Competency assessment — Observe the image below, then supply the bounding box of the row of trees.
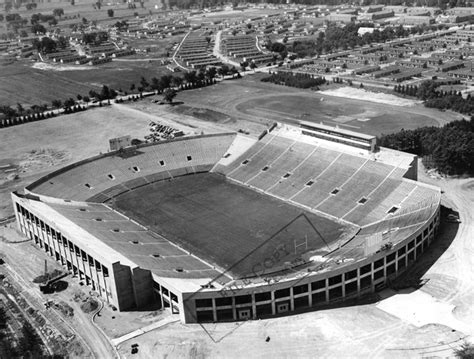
[1,66,235,125]
[378,119,474,175]
[394,80,474,115]
[262,72,326,89]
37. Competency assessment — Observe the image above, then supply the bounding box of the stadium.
[11,122,441,324]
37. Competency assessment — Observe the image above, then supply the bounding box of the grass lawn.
[0,60,173,106]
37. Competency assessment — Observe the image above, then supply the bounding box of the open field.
[172,75,462,136]
[0,60,173,106]
[111,172,350,278]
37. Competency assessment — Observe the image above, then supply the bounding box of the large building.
[12,123,440,323]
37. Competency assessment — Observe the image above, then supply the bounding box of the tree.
[183,70,197,84]
[205,67,217,80]
[32,23,47,34]
[107,9,114,17]
[163,88,177,103]
[16,103,24,114]
[171,76,183,89]
[57,35,68,48]
[51,99,62,108]
[455,341,474,359]
[53,8,64,17]
[240,61,249,71]
[17,322,43,357]
[64,98,75,107]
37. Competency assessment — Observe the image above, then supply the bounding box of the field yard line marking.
[313,159,370,210]
[226,132,280,177]
[342,165,402,220]
[289,152,342,201]
[244,140,297,185]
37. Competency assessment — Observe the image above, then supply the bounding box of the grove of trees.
[378,119,474,175]
[262,72,326,89]
[394,80,474,115]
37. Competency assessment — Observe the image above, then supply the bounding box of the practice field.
[110,173,353,278]
[174,76,458,136]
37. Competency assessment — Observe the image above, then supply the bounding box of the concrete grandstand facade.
[11,125,441,323]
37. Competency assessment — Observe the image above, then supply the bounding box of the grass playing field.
[110,172,353,278]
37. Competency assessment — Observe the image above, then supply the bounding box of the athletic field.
[111,173,353,278]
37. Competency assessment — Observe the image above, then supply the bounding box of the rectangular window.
[275,288,290,299]
[195,298,212,308]
[374,258,384,270]
[374,269,384,281]
[397,246,406,256]
[293,284,308,295]
[215,297,232,306]
[345,281,358,295]
[328,275,342,286]
[311,279,326,291]
[235,295,251,304]
[255,292,271,302]
[345,269,357,281]
[360,263,371,275]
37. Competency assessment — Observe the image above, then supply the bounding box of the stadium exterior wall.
[11,191,440,323]
[11,192,157,312]
[181,205,440,323]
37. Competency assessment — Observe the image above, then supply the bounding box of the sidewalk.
[111,315,179,346]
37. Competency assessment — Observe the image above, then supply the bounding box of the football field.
[110,173,354,278]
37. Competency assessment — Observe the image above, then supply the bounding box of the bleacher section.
[28,134,235,202]
[217,129,439,227]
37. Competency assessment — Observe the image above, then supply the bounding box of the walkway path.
[111,315,179,346]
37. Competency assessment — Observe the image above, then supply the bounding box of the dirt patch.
[18,148,70,175]
[170,105,233,123]
[320,87,422,107]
